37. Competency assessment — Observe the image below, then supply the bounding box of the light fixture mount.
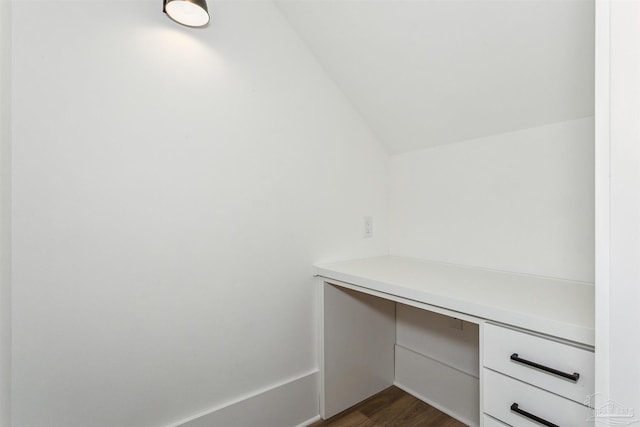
[163,0,210,28]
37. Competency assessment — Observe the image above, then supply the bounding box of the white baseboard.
[171,371,319,427]
[394,345,479,427]
[295,415,321,427]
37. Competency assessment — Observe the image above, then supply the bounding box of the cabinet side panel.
[321,283,395,419]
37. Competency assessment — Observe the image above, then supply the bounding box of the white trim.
[318,276,326,419]
[167,370,319,427]
[594,0,610,407]
[295,415,321,427]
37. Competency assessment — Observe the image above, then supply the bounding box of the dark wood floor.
[309,386,468,427]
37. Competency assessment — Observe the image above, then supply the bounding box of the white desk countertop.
[315,256,595,347]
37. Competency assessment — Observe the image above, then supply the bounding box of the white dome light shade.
[164,0,209,27]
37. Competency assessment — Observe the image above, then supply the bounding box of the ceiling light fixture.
[163,0,210,28]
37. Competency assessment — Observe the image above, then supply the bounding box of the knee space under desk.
[320,282,481,425]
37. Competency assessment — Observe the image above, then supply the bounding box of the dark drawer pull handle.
[510,353,580,382]
[511,403,559,427]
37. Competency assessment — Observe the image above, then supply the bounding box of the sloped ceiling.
[276,0,594,154]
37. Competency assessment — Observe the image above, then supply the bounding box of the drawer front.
[483,323,594,403]
[483,414,510,427]
[484,369,593,427]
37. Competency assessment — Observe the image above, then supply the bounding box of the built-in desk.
[314,256,595,426]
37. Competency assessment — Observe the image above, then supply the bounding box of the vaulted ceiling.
[276,0,594,154]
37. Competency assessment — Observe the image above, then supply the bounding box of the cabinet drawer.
[483,323,594,403]
[483,414,509,427]
[484,369,593,427]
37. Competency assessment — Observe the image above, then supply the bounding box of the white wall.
[0,0,11,421]
[10,2,388,427]
[390,117,594,283]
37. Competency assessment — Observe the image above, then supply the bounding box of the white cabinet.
[315,257,595,425]
[482,323,595,426]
